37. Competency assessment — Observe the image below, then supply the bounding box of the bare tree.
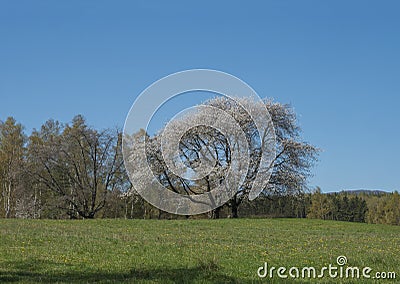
[28,115,127,218]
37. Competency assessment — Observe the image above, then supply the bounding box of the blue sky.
[1,0,399,192]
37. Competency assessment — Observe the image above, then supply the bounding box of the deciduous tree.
[28,115,127,218]
[0,117,26,218]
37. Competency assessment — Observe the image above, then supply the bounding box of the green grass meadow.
[0,219,398,283]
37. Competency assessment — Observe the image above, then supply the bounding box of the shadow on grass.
[0,258,252,283]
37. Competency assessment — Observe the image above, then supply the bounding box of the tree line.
[1,98,397,224]
[238,188,399,226]
[1,98,320,219]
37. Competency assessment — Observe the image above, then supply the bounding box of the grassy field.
[0,218,399,283]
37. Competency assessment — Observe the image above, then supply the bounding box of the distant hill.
[329,189,391,195]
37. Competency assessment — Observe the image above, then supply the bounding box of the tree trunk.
[231,202,238,218]
[230,194,239,218]
[131,199,135,219]
[5,182,11,218]
[124,198,128,219]
[211,207,221,219]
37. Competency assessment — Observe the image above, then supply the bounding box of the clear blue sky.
[1,0,399,192]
